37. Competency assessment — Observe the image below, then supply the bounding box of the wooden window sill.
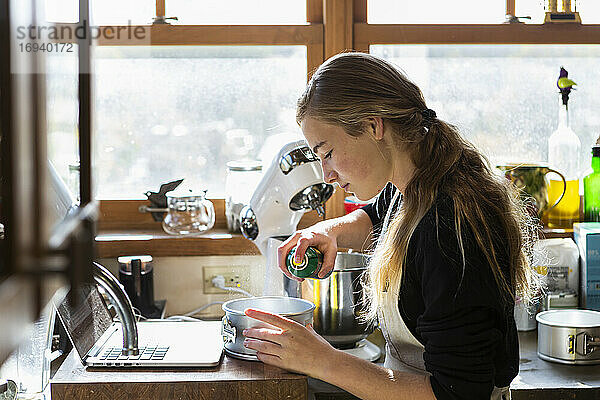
[96,228,260,258]
[96,213,576,258]
[96,199,327,258]
[96,227,574,258]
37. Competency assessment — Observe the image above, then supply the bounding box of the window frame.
[83,0,596,255]
[87,0,331,257]
[355,0,598,241]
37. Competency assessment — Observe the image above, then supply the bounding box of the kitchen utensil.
[118,255,158,318]
[496,163,566,219]
[307,252,374,348]
[225,160,262,233]
[221,296,315,361]
[162,188,215,235]
[536,309,600,365]
[0,380,17,400]
[239,140,333,255]
[238,140,333,302]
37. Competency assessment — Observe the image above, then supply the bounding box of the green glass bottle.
[584,141,600,222]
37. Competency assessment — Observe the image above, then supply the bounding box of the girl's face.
[300,117,391,201]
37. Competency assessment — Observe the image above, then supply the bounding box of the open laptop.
[55,284,223,368]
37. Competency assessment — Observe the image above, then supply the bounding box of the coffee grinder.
[118,255,166,319]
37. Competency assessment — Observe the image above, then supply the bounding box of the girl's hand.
[277,227,338,282]
[242,308,338,379]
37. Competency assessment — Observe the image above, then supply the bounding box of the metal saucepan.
[307,252,373,349]
[221,296,315,361]
[536,309,600,365]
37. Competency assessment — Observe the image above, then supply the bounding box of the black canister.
[118,255,156,317]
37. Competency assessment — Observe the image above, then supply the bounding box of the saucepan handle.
[221,315,237,344]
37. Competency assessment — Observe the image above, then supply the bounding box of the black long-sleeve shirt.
[362,183,519,400]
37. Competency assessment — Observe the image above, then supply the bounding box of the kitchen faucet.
[92,262,139,355]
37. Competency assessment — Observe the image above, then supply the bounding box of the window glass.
[45,0,78,23]
[93,46,307,199]
[90,0,155,25]
[47,48,79,198]
[368,0,505,24]
[371,45,600,175]
[46,0,159,25]
[71,0,308,25]
[167,0,306,25]
[577,0,600,23]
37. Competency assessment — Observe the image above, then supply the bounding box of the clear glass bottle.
[547,95,581,228]
[584,140,600,222]
[225,160,262,233]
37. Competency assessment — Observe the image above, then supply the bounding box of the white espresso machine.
[240,140,333,297]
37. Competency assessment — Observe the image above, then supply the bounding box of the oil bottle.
[547,67,581,229]
[584,136,600,221]
[286,246,330,279]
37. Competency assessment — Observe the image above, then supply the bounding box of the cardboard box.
[573,223,600,311]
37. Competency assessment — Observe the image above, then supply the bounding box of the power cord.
[165,315,203,322]
[132,306,147,322]
[211,275,254,297]
[127,275,254,322]
[183,301,224,317]
[168,276,254,320]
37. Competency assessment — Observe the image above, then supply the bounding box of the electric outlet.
[203,265,252,294]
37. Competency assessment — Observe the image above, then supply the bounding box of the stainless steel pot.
[221,296,315,361]
[309,252,373,349]
[536,309,600,365]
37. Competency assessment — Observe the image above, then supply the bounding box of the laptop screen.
[55,284,113,360]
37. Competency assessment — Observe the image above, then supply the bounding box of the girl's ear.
[366,117,385,141]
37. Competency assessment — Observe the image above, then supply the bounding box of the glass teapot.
[162,188,215,235]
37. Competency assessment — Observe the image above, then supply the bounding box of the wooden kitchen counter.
[510,331,600,400]
[51,330,600,400]
[51,349,307,400]
[307,331,600,400]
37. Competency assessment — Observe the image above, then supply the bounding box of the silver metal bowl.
[310,252,373,349]
[221,296,315,361]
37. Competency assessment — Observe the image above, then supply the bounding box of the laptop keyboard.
[99,345,170,361]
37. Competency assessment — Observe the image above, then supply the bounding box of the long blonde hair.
[297,52,540,322]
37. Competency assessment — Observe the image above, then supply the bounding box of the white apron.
[376,190,511,400]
